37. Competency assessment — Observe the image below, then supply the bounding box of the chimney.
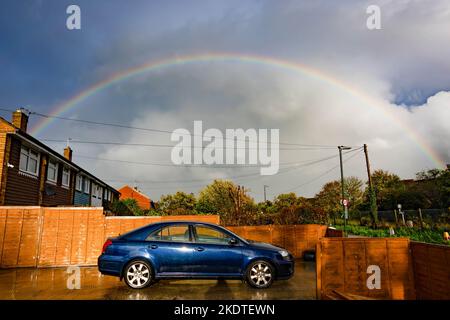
[12,109,29,132]
[64,146,73,161]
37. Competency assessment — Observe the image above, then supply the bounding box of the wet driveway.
[0,260,316,300]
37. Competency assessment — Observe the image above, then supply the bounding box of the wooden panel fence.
[411,241,450,300]
[316,238,416,300]
[225,224,328,258]
[0,206,219,268]
[2,206,450,300]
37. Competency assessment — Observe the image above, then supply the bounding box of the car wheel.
[246,260,274,289]
[124,260,153,289]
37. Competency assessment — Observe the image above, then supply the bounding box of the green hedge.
[335,224,449,245]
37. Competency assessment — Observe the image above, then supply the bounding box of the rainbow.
[29,52,446,168]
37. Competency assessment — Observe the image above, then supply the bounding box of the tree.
[315,181,341,221]
[272,193,300,212]
[197,180,255,225]
[159,191,196,215]
[415,169,450,209]
[344,177,364,208]
[296,200,328,225]
[111,198,143,216]
[315,177,364,222]
[370,170,403,210]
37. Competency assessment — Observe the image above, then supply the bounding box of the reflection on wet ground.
[0,260,316,300]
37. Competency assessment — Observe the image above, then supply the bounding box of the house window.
[75,175,83,191]
[47,161,58,183]
[91,183,96,198]
[84,178,90,194]
[62,167,70,187]
[19,147,39,176]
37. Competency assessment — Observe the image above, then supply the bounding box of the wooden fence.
[411,241,450,299]
[226,224,328,258]
[316,238,416,300]
[0,206,219,268]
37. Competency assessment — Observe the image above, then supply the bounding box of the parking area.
[0,260,316,300]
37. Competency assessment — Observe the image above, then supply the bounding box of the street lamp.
[338,146,352,236]
[397,203,405,225]
[263,185,269,202]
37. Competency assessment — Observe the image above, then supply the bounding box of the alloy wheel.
[125,262,151,289]
[248,262,273,288]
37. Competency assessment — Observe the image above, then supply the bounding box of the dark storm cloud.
[1,0,449,200]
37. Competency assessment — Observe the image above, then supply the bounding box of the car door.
[145,224,196,275]
[191,224,244,276]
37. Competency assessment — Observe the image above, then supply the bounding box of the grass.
[334,224,450,245]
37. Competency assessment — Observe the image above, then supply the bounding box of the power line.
[135,149,362,192]
[102,156,336,184]
[72,153,338,168]
[277,147,363,193]
[0,106,349,148]
[102,149,359,185]
[42,138,337,151]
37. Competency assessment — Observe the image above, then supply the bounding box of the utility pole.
[364,144,378,227]
[263,185,269,202]
[338,146,352,236]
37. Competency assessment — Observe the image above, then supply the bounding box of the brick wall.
[0,120,16,205]
[3,137,41,205]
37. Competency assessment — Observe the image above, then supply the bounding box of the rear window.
[146,225,191,242]
[119,225,154,241]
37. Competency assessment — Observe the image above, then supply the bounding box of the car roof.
[149,221,221,228]
[118,220,249,244]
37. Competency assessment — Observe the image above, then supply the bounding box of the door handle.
[196,247,205,252]
[148,244,158,249]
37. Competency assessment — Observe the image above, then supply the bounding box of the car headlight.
[279,250,291,260]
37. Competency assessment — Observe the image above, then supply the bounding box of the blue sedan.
[98,221,294,289]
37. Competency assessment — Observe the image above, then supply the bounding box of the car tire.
[123,260,153,289]
[246,260,275,289]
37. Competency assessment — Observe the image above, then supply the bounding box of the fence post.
[418,208,424,229]
[35,207,44,267]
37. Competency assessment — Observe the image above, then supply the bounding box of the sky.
[0,0,449,202]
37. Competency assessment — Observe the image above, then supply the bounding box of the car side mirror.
[229,238,238,245]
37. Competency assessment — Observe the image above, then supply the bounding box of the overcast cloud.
[1,0,449,201]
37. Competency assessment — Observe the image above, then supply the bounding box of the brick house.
[0,109,119,207]
[118,185,151,210]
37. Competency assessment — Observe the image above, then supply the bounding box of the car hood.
[246,240,284,252]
